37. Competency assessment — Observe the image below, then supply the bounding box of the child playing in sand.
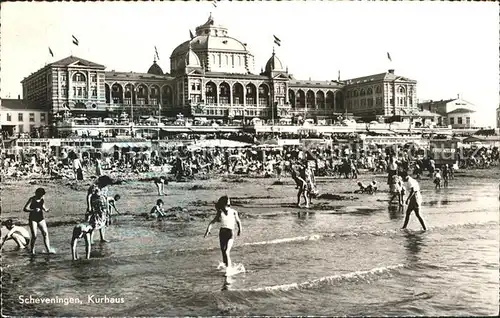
[0,219,31,251]
[365,180,377,194]
[153,176,168,196]
[106,194,121,226]
[355,181,377,194]
[150,199,167,218]
[71,222,93,260]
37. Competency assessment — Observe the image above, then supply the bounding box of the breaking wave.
[234,264,406,293]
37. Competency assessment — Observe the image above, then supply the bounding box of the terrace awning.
[111,142,150,148]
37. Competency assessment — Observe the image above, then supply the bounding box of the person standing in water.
[290,165,308,207]
[86,176,113,242]
[401,172,427,231]
[204,196,242,269]
[23,188,56,254]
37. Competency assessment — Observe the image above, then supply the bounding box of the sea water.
[1,176,498,316]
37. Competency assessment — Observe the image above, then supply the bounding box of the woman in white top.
[204,196,242,269]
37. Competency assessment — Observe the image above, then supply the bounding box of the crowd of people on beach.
[1,137,499,273]
[1,138,498,182]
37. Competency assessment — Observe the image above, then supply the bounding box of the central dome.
[170,14,254,74]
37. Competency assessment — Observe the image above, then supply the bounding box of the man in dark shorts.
[401,172,427,231]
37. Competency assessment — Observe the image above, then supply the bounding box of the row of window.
[449,117,471,125]
[347,98,384,108]
[25,75,47,95]
[71,73,97,83]
[193,108,267,117]
[210,53,245,69]
[3,112,46,122]
[108,82,281,97]
[346,86,412,98]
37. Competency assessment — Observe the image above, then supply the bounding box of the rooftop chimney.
[388,69,394,74]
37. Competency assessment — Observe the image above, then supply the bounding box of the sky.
[1,1,498,127]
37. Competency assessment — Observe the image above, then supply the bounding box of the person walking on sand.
[23,188,56,255]
[204,196,242,270]
[95,158,102,177]
[73,155,84,181]
[387,155,398,186]
[442,164,450,187]
[401,172,427,231]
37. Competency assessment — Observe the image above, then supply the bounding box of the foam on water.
[4,220,496,269]
[234,264,406,293]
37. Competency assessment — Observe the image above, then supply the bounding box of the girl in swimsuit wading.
[204,196,242,269]
[23,187,56,255]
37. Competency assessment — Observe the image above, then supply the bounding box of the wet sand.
[2,168,498,227]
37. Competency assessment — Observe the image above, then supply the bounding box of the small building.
[0,98,49,137]
[418,97,477,127]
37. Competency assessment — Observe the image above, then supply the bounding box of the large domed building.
[20,14,418,131]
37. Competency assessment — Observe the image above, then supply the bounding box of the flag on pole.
[48,47,54,57]
[387,52,392,62]
[154,46,160,60]
[212,0,217,8]
[273,35,281,47]
[72,35,79,46]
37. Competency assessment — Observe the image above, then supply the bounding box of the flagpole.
[158,103,161,141]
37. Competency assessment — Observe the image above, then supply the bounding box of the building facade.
[21,57,106,119]
[343,70,418,121]
[0,98,49,136]
[446,108,477,129]
[418,97,477,127]
[20,14,420,135]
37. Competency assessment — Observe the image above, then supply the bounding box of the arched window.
[72,72,85,82]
